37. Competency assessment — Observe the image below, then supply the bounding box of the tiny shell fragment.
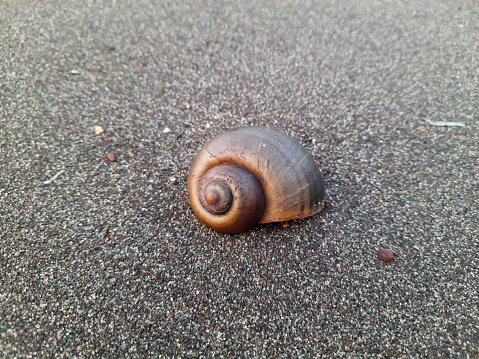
[94,126,104,135]
[378,248,394,262]
[106,154,116,162]
[425,119,465,127]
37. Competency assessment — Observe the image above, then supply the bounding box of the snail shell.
[187,126,325,233]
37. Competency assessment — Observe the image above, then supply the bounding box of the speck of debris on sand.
[1,0,478,358]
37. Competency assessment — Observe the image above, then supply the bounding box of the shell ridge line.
[204,147,218,159]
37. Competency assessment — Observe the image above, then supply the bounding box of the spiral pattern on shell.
[188,126,325,233]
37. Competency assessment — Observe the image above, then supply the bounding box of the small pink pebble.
[378,248,394,262]
[106,153,116,162]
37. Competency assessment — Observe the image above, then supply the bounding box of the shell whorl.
[187,126,325,233]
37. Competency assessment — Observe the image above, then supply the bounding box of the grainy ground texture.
[1,0,478,358]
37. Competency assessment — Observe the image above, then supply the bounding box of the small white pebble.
[163,127,171,133]
[169,176,176,182]
[94,125,104,135]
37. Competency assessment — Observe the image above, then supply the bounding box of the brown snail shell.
[187,126,325,234]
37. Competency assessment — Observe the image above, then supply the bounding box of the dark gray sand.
[1,0,478,357]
